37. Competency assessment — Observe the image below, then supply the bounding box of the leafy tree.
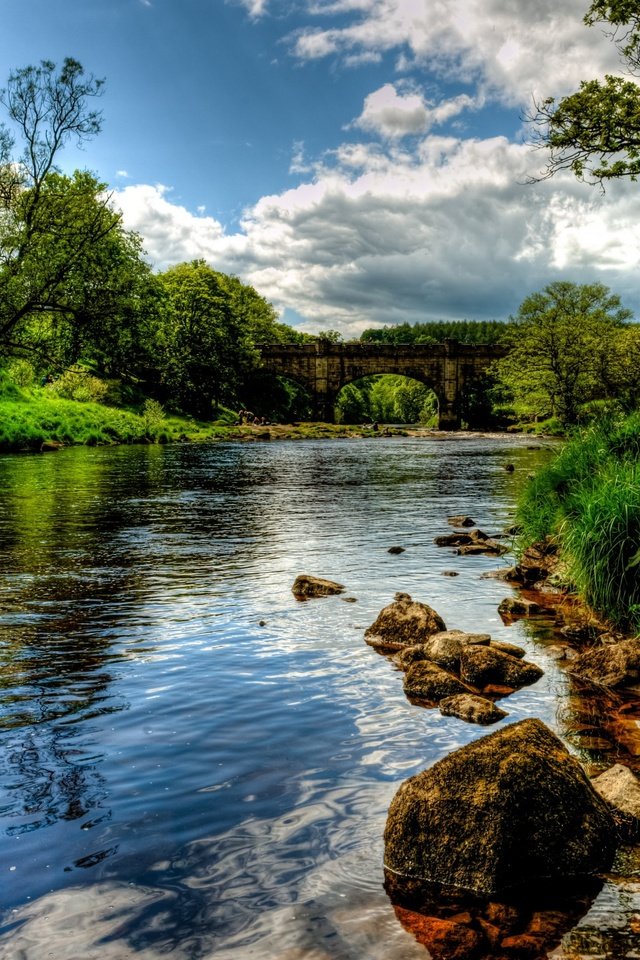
[157,261,257,417]
[493,281,632,424]
[1,170,142,367]
[528,1,640,184]
[0,58,132,362]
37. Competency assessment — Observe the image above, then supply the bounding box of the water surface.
[0,437,637,958]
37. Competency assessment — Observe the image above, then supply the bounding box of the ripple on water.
[1,437,639,957]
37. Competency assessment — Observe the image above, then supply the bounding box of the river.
[0,436,638,959]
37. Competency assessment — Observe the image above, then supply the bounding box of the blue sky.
[2,0,640,335]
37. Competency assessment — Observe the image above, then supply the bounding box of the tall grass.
[517,415,640,629]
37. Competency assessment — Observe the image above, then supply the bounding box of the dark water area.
[0,437,638,959]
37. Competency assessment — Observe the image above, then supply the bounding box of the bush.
[48,367,109,403]
[142,398,165,437]
[6,359,37,387]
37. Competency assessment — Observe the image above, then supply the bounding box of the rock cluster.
[570,636,640,689]
[434,527,509,556]
[363,592,545,723]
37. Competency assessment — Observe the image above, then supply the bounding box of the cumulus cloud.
[290,0,621,104]
[115,1,639,336]
[116,137,640,337]
[113,184,226,270]
[353,83,477,138]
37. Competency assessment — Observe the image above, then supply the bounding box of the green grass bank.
[517,413,640,631]
[0,376,396,452]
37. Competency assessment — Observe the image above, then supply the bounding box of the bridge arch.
[335,374,440,426]
[257,340,505,429]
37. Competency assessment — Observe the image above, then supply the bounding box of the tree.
[0,170,128,365]
[528,2,640,184]
[0,59,128,361]
[492,281,632,424]
[157,261,257,417]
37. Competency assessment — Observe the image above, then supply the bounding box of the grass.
[517,414,640,630]
[0,376,219,451]
[0,374,402,452]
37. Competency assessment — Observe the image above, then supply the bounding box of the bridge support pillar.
[437,402,461,431]
[311,392,336,423]
[438,342,462,430]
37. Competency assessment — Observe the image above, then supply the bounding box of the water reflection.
[0,437,638,957]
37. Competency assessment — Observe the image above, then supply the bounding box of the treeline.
[360,320,508,345]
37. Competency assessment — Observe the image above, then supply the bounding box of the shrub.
[48,367,110,403]
[142,398,165,437]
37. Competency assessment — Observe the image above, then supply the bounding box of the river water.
[0,436,638,959]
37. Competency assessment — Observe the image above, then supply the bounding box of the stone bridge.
[258,340,506,429]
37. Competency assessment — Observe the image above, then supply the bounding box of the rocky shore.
[293,507,640,957]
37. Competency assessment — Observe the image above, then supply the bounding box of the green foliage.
[47,366,109,403]
[529,2,640,183]
[5,358,36,386]
[141,398,165,437]
[360,319,508,345]
[517,413,640,627]
[492,281,633,425]
[335,374,438,424]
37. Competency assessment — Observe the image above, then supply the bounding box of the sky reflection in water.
[0,438,638,958]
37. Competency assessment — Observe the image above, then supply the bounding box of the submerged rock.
[570,638,640,688]
[447,515,476,527]
[403,662,475,703]
[292,575,345,599]
[384,718,616,895]
[364,594,446,652]
[455,540,509,556]
[459,646,543,690]
[498,596,548,617]
[439,694,509,726]
[387,546,405,554]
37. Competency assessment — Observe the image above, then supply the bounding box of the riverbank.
[515,413,640,633]
[0,385,532,452]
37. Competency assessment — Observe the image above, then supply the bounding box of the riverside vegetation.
[2,58,640,674]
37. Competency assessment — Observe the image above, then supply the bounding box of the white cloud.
[113,184,226,270]
[234,0,270,18]
[290,0,622,104]
[116,137,640,336]
[353,83,477,138]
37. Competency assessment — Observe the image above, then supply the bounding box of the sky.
[2,0,640,336]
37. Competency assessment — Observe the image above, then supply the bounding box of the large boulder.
[570,637,640,688]
[403,662,475,703]
[459,645,544,690]
[292,574,345,599]
[364,593,446,652]
[384,718,616,895]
